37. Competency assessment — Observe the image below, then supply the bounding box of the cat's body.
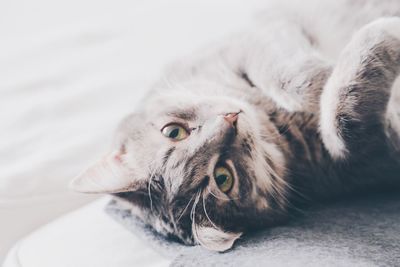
[72,0,400,251]
[146,0,400,200]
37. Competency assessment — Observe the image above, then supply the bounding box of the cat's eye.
[161,123,189,141]
[214,165,234,193]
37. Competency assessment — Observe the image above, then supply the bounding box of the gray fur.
[74,0,400,251]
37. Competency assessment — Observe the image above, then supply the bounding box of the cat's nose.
[224,112,239,127]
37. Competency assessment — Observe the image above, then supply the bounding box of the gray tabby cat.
[71,0,400,252]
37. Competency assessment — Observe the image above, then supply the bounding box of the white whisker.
[146,162,158,213]
[190,189,201,222]
[202,193,219,230]
[176,194,195,223]
[190,190,202,244]
[147,175,154,212]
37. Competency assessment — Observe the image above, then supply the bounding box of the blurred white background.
[0,0,265,263]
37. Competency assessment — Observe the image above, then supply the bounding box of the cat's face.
[71,87,288,251]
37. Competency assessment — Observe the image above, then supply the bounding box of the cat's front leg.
[239,21,331,112]
[320,17,400,160]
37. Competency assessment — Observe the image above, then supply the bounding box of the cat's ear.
[193,225,242,252]
[70,151,133,193]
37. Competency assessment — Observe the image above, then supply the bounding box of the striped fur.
[74,1,400,251]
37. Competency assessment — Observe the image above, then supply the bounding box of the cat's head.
[71,84,288,251]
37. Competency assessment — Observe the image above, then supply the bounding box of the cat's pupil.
[169,128,179,138]
[216,174,228,185]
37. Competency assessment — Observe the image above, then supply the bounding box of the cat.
[71,0,400,252]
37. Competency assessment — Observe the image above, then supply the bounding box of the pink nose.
[224,112,239,126]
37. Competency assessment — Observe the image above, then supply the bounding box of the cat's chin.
[192,225,242,252]
[113,194,244,252]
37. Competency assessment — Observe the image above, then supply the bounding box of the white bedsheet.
[3,197,172,267]
[0,0,264,264]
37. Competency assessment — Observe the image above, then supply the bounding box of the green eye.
[214,165,234,193]
[161,124,189,141]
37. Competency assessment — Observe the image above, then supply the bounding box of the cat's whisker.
[146,162,159,213]
[202,192,219,230]
[282,170,312,203]
[270,163,308,202]
[263,166,292,208]
[190,189,205,245]
[267,167,309,215]
[147,174,154,212]
[190,189,202,222]
[284,181,308,202]
[176,194,195,223]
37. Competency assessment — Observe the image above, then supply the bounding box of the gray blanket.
[106,193,400,267]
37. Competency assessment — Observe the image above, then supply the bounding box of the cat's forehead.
[145,92,246,120]
[152,106,219,126]
[164,107,199,121]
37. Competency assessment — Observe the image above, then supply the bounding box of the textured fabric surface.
[107,192,400,267]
